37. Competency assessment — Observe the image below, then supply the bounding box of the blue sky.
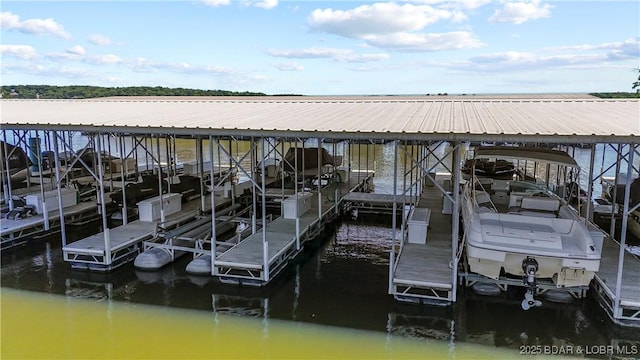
[1,1,639,95]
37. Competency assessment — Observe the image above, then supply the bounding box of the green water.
[2,288,525,359]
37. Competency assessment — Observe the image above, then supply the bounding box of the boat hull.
[466,243,599,287]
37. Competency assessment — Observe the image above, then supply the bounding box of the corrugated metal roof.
[1,96,638,143]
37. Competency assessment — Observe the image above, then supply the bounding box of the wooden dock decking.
[391,178,456,305]
[215,214,318,284]
[213,173,372,286]
[592,237,640,326]
[63,194,232,271]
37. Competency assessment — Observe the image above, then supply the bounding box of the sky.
[1,1,639,95]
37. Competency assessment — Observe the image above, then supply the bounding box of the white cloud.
[57,66,92,77]
[67,45,86,56]
[489,0,552,25]
[408,0,492,10]
[1,62,46,74]
[337,53,390,63]
[267,47,389,63]
[47,51,82,61]
[364,31,484,52]
[85,54,122,65]
[274,62,304,71]
[546,37,640,57]
[46,49,122,65]
[205,0,278,9]
[89,34,115,46]
[268,47,351,59]
[308,3,455,37]
[451,48,635,72]
[307,2,482,52]
[246,0,278,9]
[0,44,38,59]
[129,57,158,73]
[0,11,71,39]
[202,0,231,7]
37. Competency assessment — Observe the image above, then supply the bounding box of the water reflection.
[2,204,639,357]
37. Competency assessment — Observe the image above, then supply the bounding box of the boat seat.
[518,196,560,217]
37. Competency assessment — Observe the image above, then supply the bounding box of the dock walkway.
[592,237,640,327]
[63,194,232,271]
[1,201,97,250]
[213,172,372,286]
[391,178,455,304]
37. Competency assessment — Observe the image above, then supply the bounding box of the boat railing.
[469,177,498,212]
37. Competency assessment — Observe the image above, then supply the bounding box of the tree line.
[1,85,268,99]
[2,83,638,100]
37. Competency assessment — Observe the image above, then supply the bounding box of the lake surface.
[2,218,639,359]
[2,140,639,359]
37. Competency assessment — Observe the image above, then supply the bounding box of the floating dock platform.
[1,201,98,250]
[213,172,372,286]
[391,178,455,305]
[63,194,232,271]
[591,237,640,327]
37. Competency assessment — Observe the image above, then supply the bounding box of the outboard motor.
[521,257,542,310]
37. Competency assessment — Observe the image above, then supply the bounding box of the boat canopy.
[473,146,578,168]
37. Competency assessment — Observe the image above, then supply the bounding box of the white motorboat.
[461,146,603,309]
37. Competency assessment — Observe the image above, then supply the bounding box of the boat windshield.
[508,180,555,195]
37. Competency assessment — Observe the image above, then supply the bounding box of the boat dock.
[1,200,98,250]
[591,237,640,327]
[391,176,455,305]
[3,96,639,329]
[213,172,372,286]
[63,193,232,271]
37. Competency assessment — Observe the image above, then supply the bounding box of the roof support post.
[389,140,398,294]
[118,134,128,225]
[155,134,165,224]
[51,131,67,247]
[251,137,257,233]
[260,136,269,282]
[33,131,49,231]
[613,143,636,318]
[209,135,218,276]
[451,141,461,302]
[95,133,110,265]
[197,136,205,214]
[294,138,300,251]
[1,132,13,211]
[609,144,623,236]
[317,137,322,223]
[586,144,597,222]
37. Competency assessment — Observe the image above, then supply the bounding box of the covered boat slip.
[592,237,640,326]
[213,172,372,286]
[392,174,454,305]
[63,193,232,271]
